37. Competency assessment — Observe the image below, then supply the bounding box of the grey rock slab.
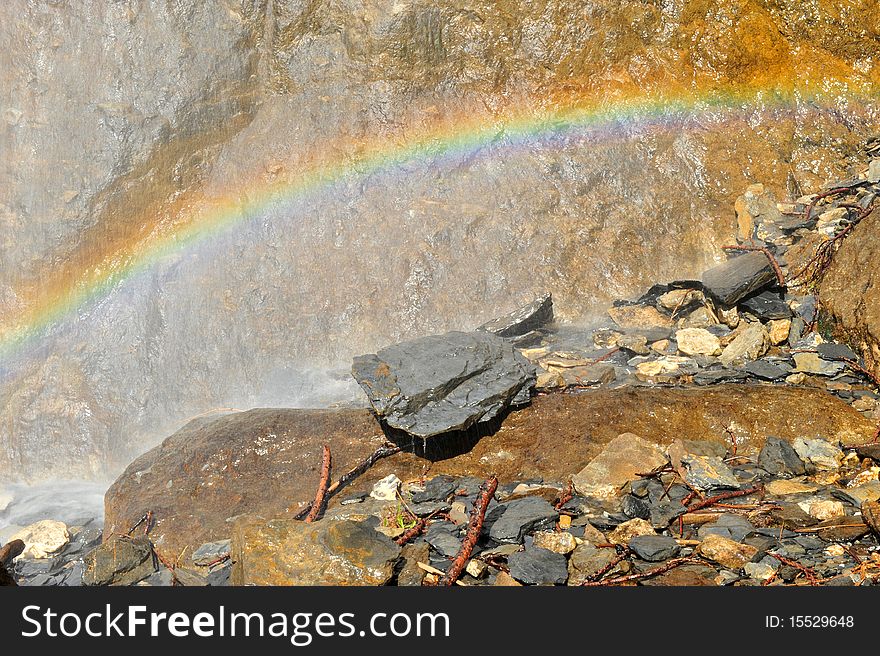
[478,293,553,339]
[627,534,680,562]
[739,291,791,320]
[411,475,457,503]
[681,455,741,491]
[352,331,536,438]
[425,524,462,558]
[702,252,776,306]
[743,360,793,380]
[757,436,806,477]
[816,343,858,361]
[192,539,231,566]
[698,514,755,542]
[507,545,568,585]
[486,497,558,544]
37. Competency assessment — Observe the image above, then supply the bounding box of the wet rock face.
[103,386,875,564]
[231,518,401,586]
[818,210,880,382]
[2,0,880,482]
[351,331,536,438]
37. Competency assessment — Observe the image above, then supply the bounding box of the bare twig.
[291,442,401,519]
[722,245,786,288]
[305,445,332,523]
[439,476,498,586]
[580,557,705,586]
[682,486,761,516]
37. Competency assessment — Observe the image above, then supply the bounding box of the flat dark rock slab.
[352,331,536,438]
[702,252,776,306]
[740,291,791,320]
[507,545,568,585]
[478,293,553,338]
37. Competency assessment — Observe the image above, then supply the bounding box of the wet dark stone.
[412,475,458,503]
[817,343,858,361]
[485,497,558,543]
[758,436,806,477]
[478,293,553,339]
[694,368,750,385]
[701,251,776,306]
[507,545,568,585]
[206,563,232,586]
[425,524,462,558]
[621,494,651,520]
[627,534,680,562]
[408,500,453,517]
[740,291,791,320]
[698,514,756,542]
[650,503,686,529]
[743,360,793,380]
[352,331,536,438]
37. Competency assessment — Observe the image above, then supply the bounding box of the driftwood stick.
[439,475,498,586]
[682,486,761,515]
[305,445,332,523]
[292,442,401,519]
[395,518,428,546]
[581,557,704,586]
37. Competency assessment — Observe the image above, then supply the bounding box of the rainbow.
[1,82,877,363]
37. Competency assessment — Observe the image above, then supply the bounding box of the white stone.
[9,520,70,559]
[798,499,845,521]
[675,328,721,356]
[370,474,401,501]
[793,437,844,471]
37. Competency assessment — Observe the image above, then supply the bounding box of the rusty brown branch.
[292,442,401,519]
[583,547,631,584]
[722,245,786,288]
[439,475,498,586]
[581,557,704,586]
[682,486,761,515]
[305,445,332,523]
[772,553,820,585]
[395,518,427,546]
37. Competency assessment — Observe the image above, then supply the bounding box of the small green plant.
[382,502,418,531]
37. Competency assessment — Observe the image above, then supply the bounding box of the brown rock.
[397,542,431,587]
[231,518,400,586]
[812,516,870,542]
[862,500,880,538]
[608,305,675,330]
[494,571,523,587]
[697,534,758,570]
[105,387,875,564]
[4,0,880,484]
[607,518,655,545]
[572,433,667,498]
[640,564,718,586]
[799,210,880,382]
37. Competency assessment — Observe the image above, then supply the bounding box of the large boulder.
[231,518,400,586]
[2,0,879,483]
[351,331,536,438]
[104,386,875,565]
[816,200,880,381]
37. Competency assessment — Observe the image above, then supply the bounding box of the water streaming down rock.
[1,0,879,484]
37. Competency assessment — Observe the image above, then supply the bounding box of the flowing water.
[1,0,879,518]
